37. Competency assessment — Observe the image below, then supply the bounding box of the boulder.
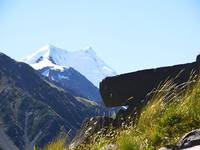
[100,56,200,107]
[176,129,200,149]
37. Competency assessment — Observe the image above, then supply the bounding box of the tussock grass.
[42,138,67,150]
[42,75,200,150]
[117,76,200,150]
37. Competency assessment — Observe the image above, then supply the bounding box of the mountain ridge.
[38,66,102,101]
[0,52,110,149]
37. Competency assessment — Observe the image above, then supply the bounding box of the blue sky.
[1,0,200,73]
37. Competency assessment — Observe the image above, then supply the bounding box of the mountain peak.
[40,43,54,51]
[35,44,56,55]
[83,46,93,51]
[23,44,67,62]
[39,44,68,56]
[23,45,116,87]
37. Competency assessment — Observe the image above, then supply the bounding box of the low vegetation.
[42,75,200,150]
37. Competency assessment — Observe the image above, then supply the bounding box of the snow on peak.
[23,44,68,63]
[22,44,68,71]
[23,44,117,87]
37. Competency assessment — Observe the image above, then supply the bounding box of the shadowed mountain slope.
[0,52,107,150]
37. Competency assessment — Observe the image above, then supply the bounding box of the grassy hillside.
[42,76,200,150]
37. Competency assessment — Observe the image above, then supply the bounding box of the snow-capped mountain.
[23,44,116,87]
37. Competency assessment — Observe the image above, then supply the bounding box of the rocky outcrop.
[159,129,200,150]
[70,106,135,149]
[70,116,113,149]
[71,55,200,149]
[100,55,200,107]
[176,129,200,149]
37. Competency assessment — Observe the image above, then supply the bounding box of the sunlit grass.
[42,138,67,150]
[116,76,200,150]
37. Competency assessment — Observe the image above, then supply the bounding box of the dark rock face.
[100,58,200,107]
[176,129,200,149]
[0,53,107,149]
[70,106,133,148]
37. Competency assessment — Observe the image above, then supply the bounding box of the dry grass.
[42,138,67,150]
